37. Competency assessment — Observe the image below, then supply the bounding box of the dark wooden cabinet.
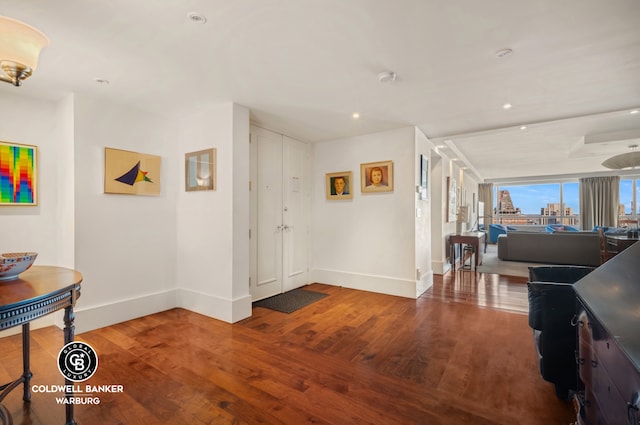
[574,243,640,425]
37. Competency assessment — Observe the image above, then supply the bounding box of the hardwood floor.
[0,272,576,424]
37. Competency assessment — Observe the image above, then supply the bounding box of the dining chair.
[597,228,616,264]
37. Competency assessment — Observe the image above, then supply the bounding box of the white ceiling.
[2,0,639,181]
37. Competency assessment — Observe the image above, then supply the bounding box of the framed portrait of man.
[361,160,393,193]
[325,171,353,200]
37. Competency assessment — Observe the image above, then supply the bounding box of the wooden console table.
[450,232,486,271]
[0,266,83,425]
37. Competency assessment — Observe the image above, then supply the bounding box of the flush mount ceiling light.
[496,48,513,58]
[602,144,640,170]
[502,103,513,110]
[187,12,207,24]
[377,71,397,83]
[0,16,49,86]
[352,112,360,119]
[631,110,640,115]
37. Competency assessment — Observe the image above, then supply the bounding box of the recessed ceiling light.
[377,71,397,83]
[503,103,513,110]
[187,12,207,24]
[631,110,639,115]
[496,48,513,58]
[352,112,360,119]
[520,125,527,130]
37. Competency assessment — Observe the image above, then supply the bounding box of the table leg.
[63,306,77,425]
[21,324,32,402]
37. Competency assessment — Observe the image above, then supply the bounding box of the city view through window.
[494,178,640,229]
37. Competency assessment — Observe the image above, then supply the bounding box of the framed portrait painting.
[325,171,353,200]
[361,160,393,193]
[0,141,37,205]
[185,148,216,192]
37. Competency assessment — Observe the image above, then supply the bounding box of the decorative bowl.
[0,252,38,281]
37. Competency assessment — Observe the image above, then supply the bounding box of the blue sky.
[498,181,636,215]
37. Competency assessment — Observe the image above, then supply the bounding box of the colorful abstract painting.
[0,141,37,205]
[104,148,161,195]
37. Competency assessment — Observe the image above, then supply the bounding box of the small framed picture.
[185,148,216,192]
[325,171,353,200]
[419,154,428,200]
[361,160,393,193]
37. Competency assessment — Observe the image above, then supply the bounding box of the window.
[494,182,579,228]
[619,178,640,227]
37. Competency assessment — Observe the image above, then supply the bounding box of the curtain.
[478,183,493,228]
[579,176,619,230]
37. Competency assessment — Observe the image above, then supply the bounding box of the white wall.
[414,128,433,296]
[176,102,251,323]
[0,92,68,264]
[0,92,74,334]
[311,127,419,298]
[72,95,179,333]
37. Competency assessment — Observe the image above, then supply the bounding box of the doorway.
[249,126,310,301]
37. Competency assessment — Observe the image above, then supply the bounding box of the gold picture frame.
[104,148,161,195]
[185,148,216,192]
[360,160,393,193]
[325,171,353,200]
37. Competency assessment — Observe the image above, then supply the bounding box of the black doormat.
[253,288,328,313]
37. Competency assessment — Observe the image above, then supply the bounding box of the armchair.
[489,224,517,243]
[546,224,579,232]
[527,265,595,399]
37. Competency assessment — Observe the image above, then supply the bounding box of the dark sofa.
[498,231,600,266]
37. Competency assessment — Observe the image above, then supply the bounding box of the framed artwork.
[325,171,353,200]
[447,176,457,222]
[419,154,428,200]
[0,141,37,205]
[104,148,161,195]
[185,148,216,192]
[361,160,393,193]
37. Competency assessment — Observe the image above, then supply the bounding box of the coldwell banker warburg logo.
[58,341,99,382]
[31,341,124,405]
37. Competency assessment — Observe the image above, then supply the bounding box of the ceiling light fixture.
[496,48,513,58]
[631,110,639,115]
[352,112,360,119]
[187,12,207,24]
[503,103,513,110]
[602,144,640,169]
[377,71,397,83]
[0,16,49,86]
[520,125,527,130]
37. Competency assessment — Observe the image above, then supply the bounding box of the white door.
[250,127,309,301]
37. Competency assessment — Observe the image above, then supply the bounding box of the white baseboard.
[311,268,419,299]
[71,289,178,334]
[416,270,434,297]
[177,288,252,323]
[432,260,451,275]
